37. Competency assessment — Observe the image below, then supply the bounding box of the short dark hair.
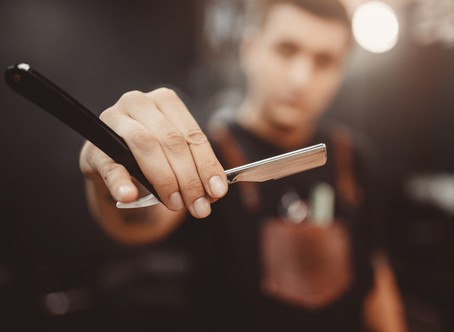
[248,0,351,30]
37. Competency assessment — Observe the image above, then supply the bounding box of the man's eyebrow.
[274,39,301,51]
[316,50,336,58]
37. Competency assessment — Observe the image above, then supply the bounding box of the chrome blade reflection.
[116,193,160,209]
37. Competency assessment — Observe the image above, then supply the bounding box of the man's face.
[242,3,351,131]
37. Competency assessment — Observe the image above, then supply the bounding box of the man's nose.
[287,56,314,90]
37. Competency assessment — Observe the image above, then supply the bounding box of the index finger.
[147,88,229,200]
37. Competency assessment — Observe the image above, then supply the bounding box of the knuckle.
[161,131,187,152]
[152,87,179,101]
[153,174,177,190]
[126,128,157,152]
[84,143,98,164]
[186,128,208,146]
[83,143,104,168]
[82,141,95,156]
[182,178,205,197]
[99,107,115,122]
[79,143,96,173]
[198,158,220,173]
[101,163,122,184]
[118,90,147,106]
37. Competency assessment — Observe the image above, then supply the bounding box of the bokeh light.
[352,1,400,53]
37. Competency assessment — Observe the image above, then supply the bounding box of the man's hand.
[79,88,228,219]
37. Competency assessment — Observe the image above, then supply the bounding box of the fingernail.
[169,192,184,211]
[209,175,228,198]
[193,197,211,218]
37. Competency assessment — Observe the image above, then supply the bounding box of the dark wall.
[0,1,202,330]
[329,4,454,329]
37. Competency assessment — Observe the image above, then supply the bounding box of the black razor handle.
[4,63,160,201]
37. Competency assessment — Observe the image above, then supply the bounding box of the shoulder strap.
[209,122,263,213]
[331,125,364,211]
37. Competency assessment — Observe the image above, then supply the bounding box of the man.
[79,0,407,330]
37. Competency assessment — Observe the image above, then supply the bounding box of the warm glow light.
[352,1,399,53]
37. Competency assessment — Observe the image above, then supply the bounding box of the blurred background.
[0,0,453,331]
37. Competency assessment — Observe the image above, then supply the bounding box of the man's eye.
[276,44,297,57]
[316,55,336,68]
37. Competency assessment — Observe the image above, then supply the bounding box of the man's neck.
[236,101,315,151]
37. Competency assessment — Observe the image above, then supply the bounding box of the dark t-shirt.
[172,120,377,331]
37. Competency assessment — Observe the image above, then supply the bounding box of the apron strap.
[209,122,263,213]
[331,125,364,211]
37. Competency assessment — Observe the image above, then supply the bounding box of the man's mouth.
[280,99,304,111]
